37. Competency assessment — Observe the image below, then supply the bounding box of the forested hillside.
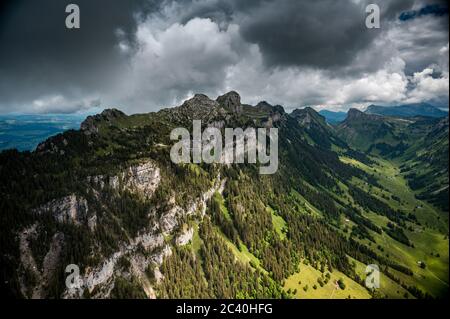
[1,92,448,299]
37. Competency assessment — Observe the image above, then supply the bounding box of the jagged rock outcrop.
[88,160,161,199]
[178,94,221,121]
[291,107,331,131]
[159,93,230,124]
[61,174,226,299]
[154,267,164,284]
[32,195,90,226]
[124,162,161,198]
[346,108,383,122]
[160,204,184,235]
[156,91,289,130]
[63,232,167,299]
[217,91,242,114]
[183,94,219,109]
[81,108,127,135]
[254,101,285,128]
[175,227,194,246]
[35,134,69,154]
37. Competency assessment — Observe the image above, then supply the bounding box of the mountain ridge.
[365,103,448,118]
[1,91,448,300]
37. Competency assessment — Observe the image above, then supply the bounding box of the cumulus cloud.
[105,17,249,112]
[406,67,449,104]
[0,0,448,114]
[385,8,449,75]
[109,5,446,112]
[223,51,410,111]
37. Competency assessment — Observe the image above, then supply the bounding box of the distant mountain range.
[365,103,448,118]
[319,103,448,124]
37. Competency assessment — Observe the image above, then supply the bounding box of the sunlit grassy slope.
[284,262,371,299]
[340,156,449,298]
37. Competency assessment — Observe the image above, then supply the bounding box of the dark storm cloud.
[0,0,155,112]
[394,1,449,75]
[0,0,448,113]
[238,0,373,68]
[162,0,447,77]
[399,3,448,21]
[169,0,415,69]
[233,0,416,69]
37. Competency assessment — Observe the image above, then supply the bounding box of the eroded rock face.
[32,195,89,226]
[19,225,64,299]
[183,94,219,109]
[81,108,126,135]
[41,233,64,283]
[19,224,39,295]
[160,205,184,235]
[217,91,242,114]
[175,228,194,246]
[160,175,225,235]
[87,215,97,232]
[35,135,69,154]
[80,117,99,135]
[64,174,225,299]
[22,166,225,299]
[124,162,161,198]
[88,160,161,199]
[63,232,167,299]
[154,267,164,284]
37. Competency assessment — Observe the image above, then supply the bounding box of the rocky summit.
[217,91,243,114]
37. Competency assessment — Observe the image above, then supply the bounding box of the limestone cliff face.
[217,91,242,114]
[63,232,167,299]
[32,195,89,226]
[175,228,194,246]
[19,225,64,299]
[19,155,226,299]
[62,174,225,299]
[88,160,161,199]
[123,162,161,198]
[20,160,162,298]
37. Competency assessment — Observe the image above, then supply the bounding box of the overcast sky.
[0,0,448,114]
